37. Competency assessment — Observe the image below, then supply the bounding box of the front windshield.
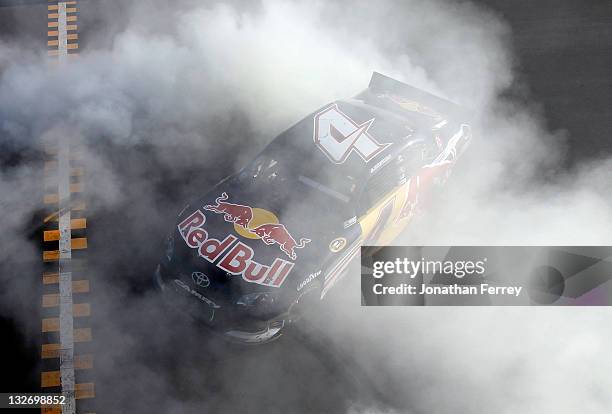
[239,155,284,183]
[239,153,360,203]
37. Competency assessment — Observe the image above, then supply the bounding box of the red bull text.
[178,210,293,288]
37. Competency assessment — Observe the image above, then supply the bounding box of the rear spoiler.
[367,72,469,121]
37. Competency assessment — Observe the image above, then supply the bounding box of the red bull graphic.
[204,192,311,260]
[177,209,293,287]
[250,223,311,260]
[203,192,253,228]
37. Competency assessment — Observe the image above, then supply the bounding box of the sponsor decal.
[191,271,210,288]
[370,154,392,173]
[204,193,311,260]
[250,223,310,260]
[313,104,390,164]
[204,192,253,228]
[178,209,293,287]
[174,279,219,310]
[329,237,347,253]
[343,216,357,228]
[388,95,442,119]
[297,270,322,291]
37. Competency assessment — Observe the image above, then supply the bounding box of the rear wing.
[367,72,470,121]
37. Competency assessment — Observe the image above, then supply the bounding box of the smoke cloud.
[0,0,610,412]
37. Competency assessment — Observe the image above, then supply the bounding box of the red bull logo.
[250,223,311,260]
[203,192,253,228]
[177,209,293,287]
[204,192,311,260]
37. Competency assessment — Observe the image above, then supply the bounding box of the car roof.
[262,96,443,182]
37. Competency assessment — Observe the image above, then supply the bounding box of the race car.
[154,72,471,344]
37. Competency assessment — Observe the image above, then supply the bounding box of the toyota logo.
[191,271,210,288]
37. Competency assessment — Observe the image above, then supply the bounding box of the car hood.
[170,174,355,298]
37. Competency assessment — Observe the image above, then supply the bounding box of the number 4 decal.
[313,104,391,164]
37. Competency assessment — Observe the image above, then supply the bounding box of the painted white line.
[58,136,76,413]
[57,2,68,59]
[47,3,77,412]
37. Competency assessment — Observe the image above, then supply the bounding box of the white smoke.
[0,0,610,412]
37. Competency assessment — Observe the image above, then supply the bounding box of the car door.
[357,156,409,248]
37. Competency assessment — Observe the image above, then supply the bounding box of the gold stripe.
[48,21,58,28]
[44,201,88,223]
[48,5,58,11]
[66,24,78,31]
[43,206,86,223]
[71,166,84,176]
[48,13,59,19]
[42,329,93,347]
[42,318,59,332]
[72,279,90,293]
[73,303,90,317]
[43,293,92,309]
[43,272,59,284]
[47,40,59,47]
[67,43,79,50]
[75,382,95,399]
[42,277,90,294]
[40,218,87,234]
[43,239,87,260]
[71,218,87,229]
[75,353,94,369]
[43,212,58,223]
[42,372,94,389]
[67,33,79,40]
[44,194,58,204]
[42,294,59,307]
[43,250,59,262]
[43,230,59,242]
[41,343,60,359]
[41,405,62,414]
[48,30,59,36]
[67,15,77,22]
[74,328,92,342]
[66,7,78,13]
[70,182,83,192]
[41,370,60,387]
[72,237,87,250]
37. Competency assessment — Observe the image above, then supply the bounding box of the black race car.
[154,72,471,343]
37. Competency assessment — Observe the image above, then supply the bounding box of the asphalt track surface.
[1,0,611,412]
